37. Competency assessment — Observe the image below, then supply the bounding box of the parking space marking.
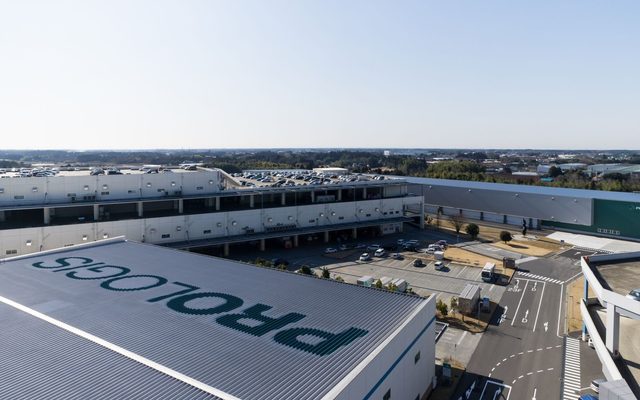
[511,280,529,326]
[479,380,512,400]
[455,265,468,278]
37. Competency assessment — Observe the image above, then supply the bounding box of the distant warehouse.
[0,238,436,400]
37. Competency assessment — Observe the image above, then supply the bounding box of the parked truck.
[481,262,496,283]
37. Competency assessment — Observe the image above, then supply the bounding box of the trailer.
[458,284,481,315]
[357,276,374,287]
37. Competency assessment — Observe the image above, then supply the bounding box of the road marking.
[480,380,512,400]
[537,348,543,351]
[516,271,563,284]
[512,280,529,326]
[557,284,564,338]
[562,337,581,400]
[537,370,544,373]
[455,265,468,278]
[498,306,509,325]
[533,282,547,332]
[532,387,537,400]
[544,322,549,332]
[456,331,467,346]
[521,309,529,324]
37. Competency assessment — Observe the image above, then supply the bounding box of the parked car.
[391,253,403,260]
[626,289,640,301]
[434,261,444,271]
[436,240,448,248]
[324,247,337,254]
[367,244,381,251]
[339,244,349,251]
[359,253,371,261]
[403,243,418,251]
[374,248,386,257]
[413,259,425,267]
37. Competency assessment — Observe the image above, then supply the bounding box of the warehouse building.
[0,238,436,399]
[0,168,423,258]
[404,177,640,241]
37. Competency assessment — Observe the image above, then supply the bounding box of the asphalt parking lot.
[556,248,611,260]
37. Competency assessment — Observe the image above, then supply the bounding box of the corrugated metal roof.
[0,302,219,400]
[0,240,427,400]
[404,176,640,202]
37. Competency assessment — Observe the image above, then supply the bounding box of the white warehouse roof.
[0,239,431,399]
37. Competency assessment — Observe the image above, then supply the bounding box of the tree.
[436,299,449,317]
[387,282,398,292]
[548,165,562,178]
[321,267,330,279]
[334,275,345,282]
[374,279,383,289]
[465,223,480,240]
[298,265,314,275]
[500,231,513,244]
[449,214,465,234]
[450,297,458,316]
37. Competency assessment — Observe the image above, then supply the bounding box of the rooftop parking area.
[591,258,640,298]
[0,166,201,178]
[232,170,395,188]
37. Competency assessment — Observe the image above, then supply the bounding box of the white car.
[374,248,386,257]
[359,253,371,261]
[324,247,337,254]
[391,253,403,260]
[367,244,381,251]
[434,261,444,271]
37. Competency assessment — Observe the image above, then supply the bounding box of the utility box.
[503,257,516,269]
[391,278,407,292]
[357,276,374,287]
[434,251,444,260]
[458,284,481,315]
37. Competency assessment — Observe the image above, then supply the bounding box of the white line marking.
[456,331,467,346]
[512,280,529,326]
[533,281,546,332]
[455,265,468,278]
[557,283,564,338]
[0,294,243,400]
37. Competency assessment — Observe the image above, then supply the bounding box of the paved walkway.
[547,232,640,253]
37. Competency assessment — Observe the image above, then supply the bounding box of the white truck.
[481,262,496,283]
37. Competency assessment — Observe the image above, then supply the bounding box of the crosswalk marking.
[516,271,563,284]
[563,337,581,400]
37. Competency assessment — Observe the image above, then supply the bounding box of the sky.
[0,1,638,150]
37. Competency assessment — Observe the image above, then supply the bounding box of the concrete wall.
[330,295,436,400]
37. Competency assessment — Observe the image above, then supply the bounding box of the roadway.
[454,256,582,400]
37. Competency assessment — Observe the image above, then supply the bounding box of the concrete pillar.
[606,302,620,353]
[398,223,404,233]
[0,210,5,222]
[311,191,315,203]
[337,189,342,201]
[420,200,425,230]
[293,235,299,247]
[223,243,230,257]
[43,207,51,225]
[324,231,330,243]
[352,228,357,239]
[259,239,266,252]
[215,197,221,211]
[281,193,286,206]
[137,202,144,217]
[363,187,367,199]
[583,279,589,341]
[93,204,100,221]
[250,195,255,208]
[178,199,184,214]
